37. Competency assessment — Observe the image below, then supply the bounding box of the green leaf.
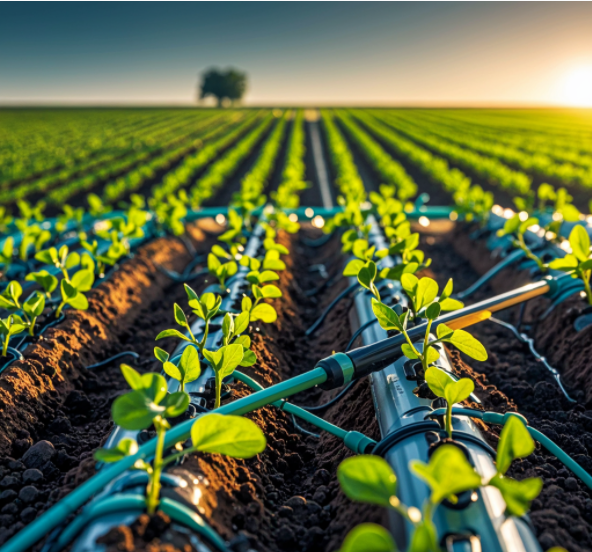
[67,292,89,310]
[94,438,138,463]
[337,455,396,508]
[23,292,45,317]
[440,279,454,301]
[339,524,397,552]
[70,269,94,292]
[416,278,439,310]
[234,311,250,335]
[139,372,168,403]
[211,244,231,259]
[262,258,286,271]
[242,296,253,312]
[425,346,440,365]
[425,302,441,320]
[0,296,15,309]
[343,259,365,277]
[496,415,535,475]
[190,413,266,458]
[163,360,182,381]
[439,297,464,311]
[65,252,81,270]
[234,335,251,348]
[502,214,521,235]
[178,345,201,384]
[25,270,58,294]
[208,253,221,272]
[408,521,438,552]
[358,261,377,290]
[155,329,192,342]
[371,299,403,332]
[352,239,370,260]
[121,364,144,390]
[570,225,591,262]
[436,324,455,340]
[411,444,481,505]
[222,313,234,340]
[112,389,165,430]
[154,347,170,363]
[548,255,578,271]
[34,249,55,265]
[174,304,189,329]
[446,329,488,361]
[218,344,244,379]
[401,343,418,359]
[444,377,474,405]
[425,366,454,398]
[61,279,78,299]
[489,474,542,517]
[250,303,277,323]
[401,273,418,295]
[162,391,190,418]
[239,349,257,367]
[260,285,282,299]
[202,347,222,369]
[258,270,279,283]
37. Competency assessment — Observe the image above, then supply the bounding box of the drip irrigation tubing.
[486,316,576,402]
[304,282,360,336]
[86,351,140,370]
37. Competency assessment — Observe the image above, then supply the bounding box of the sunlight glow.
[562,65,592,107]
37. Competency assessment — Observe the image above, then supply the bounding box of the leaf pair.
[59,269,94,311]
[203,343,244,382]
[401,275,463,317]
[208,253,238,289]
[156,345,201,392]
[242,294,278,324]
[113,365,190,430]
[425,366,475,408]
[25,270,58,298]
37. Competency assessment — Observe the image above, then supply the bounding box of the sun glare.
[562,65,592,107]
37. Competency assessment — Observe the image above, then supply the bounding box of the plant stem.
[421,319,433,375]
[518,235,545,273]
[582,270,592,306]
[55,301,65,318]
[446,402,453,439]
[214,371,222,409]
[146,417,166,515]
[2,337,8,357]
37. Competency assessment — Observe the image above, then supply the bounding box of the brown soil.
[0,222,216,546]
[421,224,592,552]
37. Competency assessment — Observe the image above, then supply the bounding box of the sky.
[1,2,592,107]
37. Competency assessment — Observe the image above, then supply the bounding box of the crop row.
[384,110,592,189]
[0,112,228,205]
[365,110,532,195]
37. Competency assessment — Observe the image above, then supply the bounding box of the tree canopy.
[199,68,247,107]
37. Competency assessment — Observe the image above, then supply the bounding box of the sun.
[561,65,592,107]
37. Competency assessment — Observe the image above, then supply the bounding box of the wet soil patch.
[100,226,384,552]
[420,225,592,552]
[0,222,218,547]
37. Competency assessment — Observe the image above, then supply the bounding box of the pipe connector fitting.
[317,352,355,390]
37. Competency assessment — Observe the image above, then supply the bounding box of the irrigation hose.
[86,351,140,370]
[486,317,575,402]
[305,282,360,336]
[427,407,592,491]
[1,367,329,552]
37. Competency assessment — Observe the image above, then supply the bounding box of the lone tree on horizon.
[199,68,247,107]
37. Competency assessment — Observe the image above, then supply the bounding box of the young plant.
[21,292,46,336]
[156,287,222,354]
[95,365,266,514]
[337,446,481,552]
[0,281,23,312]
[371,277,486,410]
[0,237,14,271]
[16,223,51,262]
[0,207,13,234]
[208,247,238,291]
[35,245,81,281]
[56,204,85,233]
[203,344,245,408]
[497,214,546,273]
[0,314,26,357]
[87,193,112,218]
[25,270,58,299]
[221,311,257,367]
[548,225,592,305]
[55,269,95,318]
[154,345,201,393]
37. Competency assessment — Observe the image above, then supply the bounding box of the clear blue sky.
[1,2,591,106]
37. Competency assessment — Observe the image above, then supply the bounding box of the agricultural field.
[0,107,592,552]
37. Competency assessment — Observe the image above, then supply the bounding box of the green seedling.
[203,343,244,408]
[217,209,246,245]
[156,286,222,355]
[25,270,59,299]
[454,185,494,223]
[150,193,188,237]
[488,415,542,516]
[339,523,396,552]
[82,233,126,276]
[16,223,51,262]
[35,245,81,281]
[221,311,257,367]
[95,365,266,514]
[0,237,14,270]
[548,225,592,305]
[17,199,45,224]
[208,248,238,290]
[155,345,201,392]
[0,314,25,357]
[425,366,475,439]
[21,292,45,336]
[371,277,486,404]
[56,204,85,233]
[87,193,112,218]
[55,269,95,318]
[338,446,481,552]
[0,281,23,312]
[497,214,546,273]
[0,207,13,234]
[242,288,279,324]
